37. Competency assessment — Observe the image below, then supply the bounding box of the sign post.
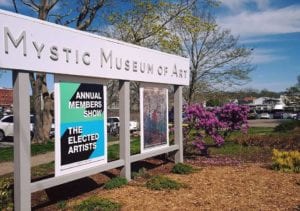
[119,81,131,180]
[174,86,183,163]
[13,71,31,211]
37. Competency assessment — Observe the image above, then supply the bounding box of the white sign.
[0,9,190,85]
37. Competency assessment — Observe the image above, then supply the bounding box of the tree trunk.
[188,70,197,104]
[42,96,53,140]
[31,73,44,143]
[27,0,56,143]
[24,0,103,144]
[30,72,54,143]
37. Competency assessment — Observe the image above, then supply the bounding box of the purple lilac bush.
[214,103,249,134]
[184,103,249,154]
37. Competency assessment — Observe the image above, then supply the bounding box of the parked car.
[259,113,271,119]
[107,117,139,135]
[129,121,139,132]
[0,115,34,141]
[273,111,283,119]
[107,117,120,128]
[247,112,257,119]
[282,113,289,119]
[287,113,297,119]
[107,117,120,136]
[0,115,55,141]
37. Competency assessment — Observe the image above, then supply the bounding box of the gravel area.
[34,160,300,211]
[98,164,300,210]
[248,119,285,128]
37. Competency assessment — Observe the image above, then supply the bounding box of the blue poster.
[55,82,107,176]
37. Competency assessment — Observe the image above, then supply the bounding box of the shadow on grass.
[132,158,168,173]
[32,177,102,210]
[31,157,173,210]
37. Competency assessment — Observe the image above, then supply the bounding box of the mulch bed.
[31,156,300,210]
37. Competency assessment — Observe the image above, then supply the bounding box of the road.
[248,119,286,128]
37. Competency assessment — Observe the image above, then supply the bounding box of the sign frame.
[140,83,169,153]
[54,75,108,176]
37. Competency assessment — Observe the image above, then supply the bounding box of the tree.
[106,0,192,51]
[14,0,106,143]
[105,0,196,109]
[284,75,300,106]
[173,10,253,103]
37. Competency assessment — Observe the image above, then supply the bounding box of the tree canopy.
[5,0,254,142]
[284,75,300,106]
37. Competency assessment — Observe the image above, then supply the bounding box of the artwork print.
[142,87,168,150]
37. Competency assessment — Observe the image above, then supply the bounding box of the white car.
[107,116,139,133]
[259,113,271,119]
[287,113,297,119]
[0,115,55,141]
[129,121,139,132]
[0,115,34,141]
[107,117,120,128]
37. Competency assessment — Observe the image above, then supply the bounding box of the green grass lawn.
[107,135,119,142]
[225,127,274,140]
[209,141,267,156]
[248,127,274,135]
[0,126,283,163]
[108,138,140,161]
[0,141,54,163]
[0,138,141,163]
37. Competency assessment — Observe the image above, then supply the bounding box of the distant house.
[239,96,256,105]
[240,96,286,112]
[0,87,13,113]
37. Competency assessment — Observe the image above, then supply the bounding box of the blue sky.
[216,0,300,92]
[0,0,299,92]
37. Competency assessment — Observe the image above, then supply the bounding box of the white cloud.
[251,49,286,64]
[218,5,300,37]
[220,0,269,11]
[0,0,12,7]
[255,0,269,10]
[221,0,245,11]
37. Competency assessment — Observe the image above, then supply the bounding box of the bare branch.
[135,1,196,43]
[21,0,39,11]
[76,0,105,31]
[175,10,253,102]
[48,0,59,11]
[12,0,18,13]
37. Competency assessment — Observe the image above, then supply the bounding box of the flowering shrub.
[214,103,249,135]
[272,149,300,173]
[184,104,224,152]
[184,103,249,155]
